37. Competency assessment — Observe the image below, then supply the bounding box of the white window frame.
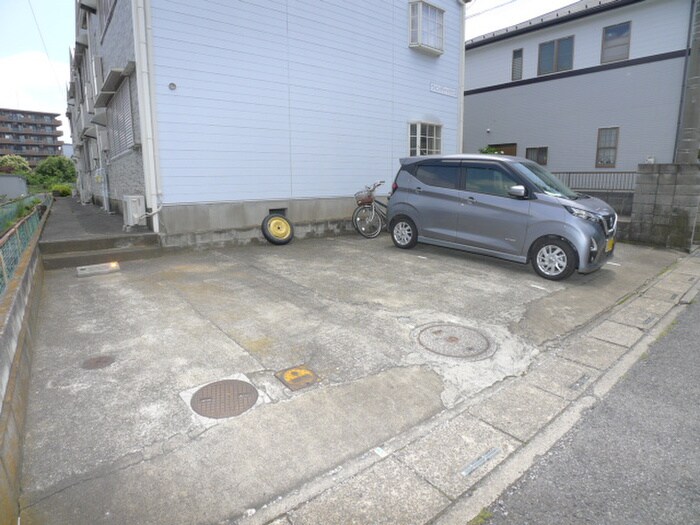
[601,21,631,64]
[107,78,134,158]
[512,48,523,81]
[409,122,442,156]
[409,1,445,55]
[596,127,619,168]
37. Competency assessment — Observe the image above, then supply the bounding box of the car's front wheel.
[390,216,418,249]
[531,237,576,280]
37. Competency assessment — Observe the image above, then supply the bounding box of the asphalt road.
[485,296,700,525]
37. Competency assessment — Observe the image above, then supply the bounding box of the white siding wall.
[462,0,691,172]
[463,58,685,171]
[150,0,463,204]
[465,0,690,91]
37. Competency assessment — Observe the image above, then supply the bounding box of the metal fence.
[553,172,638,192]
[0,195,50,295]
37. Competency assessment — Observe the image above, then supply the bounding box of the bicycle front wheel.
[352,205,383,238]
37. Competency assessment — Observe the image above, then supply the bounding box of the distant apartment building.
[0,108,63,168]
[67,0,467,244]
[463,0,696,172]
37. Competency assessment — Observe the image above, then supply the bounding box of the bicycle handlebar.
[366,180,385,192]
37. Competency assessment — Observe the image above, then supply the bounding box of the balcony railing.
[553,172,637,192]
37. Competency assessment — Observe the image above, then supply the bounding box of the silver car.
[386,154,617,280]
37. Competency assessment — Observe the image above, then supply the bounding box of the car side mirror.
[508,185,527,198]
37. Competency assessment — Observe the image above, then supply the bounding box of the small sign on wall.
[430,82,457,97]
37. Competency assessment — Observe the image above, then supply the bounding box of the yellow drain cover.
[275,365,318,391]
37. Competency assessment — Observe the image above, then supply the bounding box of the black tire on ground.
[352,205,383,238]
[390,215,418,249]
[261,214,294,245]
[531,237,577,280]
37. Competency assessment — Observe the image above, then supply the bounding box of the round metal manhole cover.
[81,355,115,370]
[418,324,492,360]
[190,379,258,419]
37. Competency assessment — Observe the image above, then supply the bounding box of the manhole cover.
[81,355,115,370]
[190,379,258,419]
[418,324,492,360]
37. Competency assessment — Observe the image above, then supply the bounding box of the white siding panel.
[463,58,684,171]
[151,0,462,203]
[466,0,690,90]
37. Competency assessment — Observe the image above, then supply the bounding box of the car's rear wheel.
[390,216,418,249]
[531,238,576,280]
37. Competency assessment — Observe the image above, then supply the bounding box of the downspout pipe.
[457,0,472,153]
[674,0,699,164]
[131,0,161,232]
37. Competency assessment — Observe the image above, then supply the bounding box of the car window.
[465,166,519,197]
[415,164,460,190]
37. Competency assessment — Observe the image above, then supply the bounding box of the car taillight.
[391,182,398,193]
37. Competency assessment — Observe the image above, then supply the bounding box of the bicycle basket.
[355,189,374,205]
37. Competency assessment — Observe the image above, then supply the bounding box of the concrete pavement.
[18,229,697,524]
[483,288,700,525]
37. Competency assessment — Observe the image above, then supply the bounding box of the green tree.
[34,156,76,185]
[0,154,31,174]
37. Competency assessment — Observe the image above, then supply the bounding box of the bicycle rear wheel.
[352,205,383,238]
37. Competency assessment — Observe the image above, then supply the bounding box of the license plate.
[606,238,615,252]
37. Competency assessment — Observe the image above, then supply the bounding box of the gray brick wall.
[628,164,700,249]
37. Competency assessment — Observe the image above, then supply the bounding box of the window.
[409,1,444,54]
[601,21,631,63]
[488,143,517,156]
[512,49,523,81]
[465,166,519,197]
[415,164,460,189]
[107,78,134,157]
[99,0,117,35]
[596,127,619,168]
[538,36,574,75]
[526,147,548,166]
[410,122,442,156]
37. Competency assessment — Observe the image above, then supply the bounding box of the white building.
[462,0,695,173]
[68,0,468,245]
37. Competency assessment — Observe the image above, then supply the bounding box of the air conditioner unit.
[123,195,146,227]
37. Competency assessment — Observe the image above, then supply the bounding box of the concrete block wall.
[627,164,700,249]
[0,209,47,523]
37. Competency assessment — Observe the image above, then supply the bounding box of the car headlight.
[565,206,601,223]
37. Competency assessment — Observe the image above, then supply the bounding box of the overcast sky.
[0,0,577,145]
[465,0,579,39]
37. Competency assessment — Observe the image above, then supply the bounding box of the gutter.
[131,0,161,233]
[465,0,647,51]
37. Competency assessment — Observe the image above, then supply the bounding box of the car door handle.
[415,187,423,193]
[465,196,476,204]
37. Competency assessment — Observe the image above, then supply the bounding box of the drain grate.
[190,379,258,419]
[418,324,492,360]
[81,355,115,370]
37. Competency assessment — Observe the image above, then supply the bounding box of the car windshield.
[511,161,579,200]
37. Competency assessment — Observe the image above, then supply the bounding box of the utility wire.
[465,0,518,19]
[26,0,63,89]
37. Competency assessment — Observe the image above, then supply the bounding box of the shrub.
[50,184,72,197]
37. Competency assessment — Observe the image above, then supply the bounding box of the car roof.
[399,154,529,165]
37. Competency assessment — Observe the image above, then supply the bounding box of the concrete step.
[41,245,162,270]
[39,233,160,254]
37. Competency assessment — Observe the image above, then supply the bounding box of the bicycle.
[352,180,387,239]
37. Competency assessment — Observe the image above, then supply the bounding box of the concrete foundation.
[157,196,360,247]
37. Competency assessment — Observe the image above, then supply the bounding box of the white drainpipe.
[131,0,161,232]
